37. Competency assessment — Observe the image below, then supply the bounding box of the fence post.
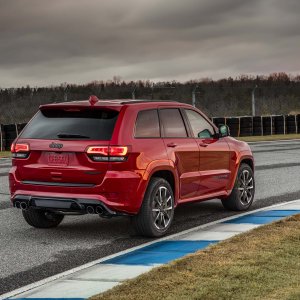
[15,123,19,136]
[270,116,273,135]
[0,124,3,152]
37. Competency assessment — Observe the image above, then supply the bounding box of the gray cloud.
[0,0,299,87]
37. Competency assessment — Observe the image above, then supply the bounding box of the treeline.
[1,72,300,124]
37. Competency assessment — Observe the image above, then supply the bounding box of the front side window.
[159,109,187,138]
[135,109,160,138]
[185,109,215,138]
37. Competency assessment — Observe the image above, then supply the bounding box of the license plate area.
[48,152,69,166]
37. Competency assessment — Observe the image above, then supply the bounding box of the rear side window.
[159,109,187,138]
[20,109,119,140]
[135,109,160,138]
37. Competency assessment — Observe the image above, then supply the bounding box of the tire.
[253,131,262,136]
[263,127,271,135]
[213,118,225,126]
[227,118,239,125]
[222,164,255,211]
[239,128,252,136]
[287,127,296,133]
[22,209,64,228]
[132,177,175,237]
[230,131,239,137]
[240,118,252,127]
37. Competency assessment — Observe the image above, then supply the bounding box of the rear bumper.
[9,167,147,214]
[12,194,126,216]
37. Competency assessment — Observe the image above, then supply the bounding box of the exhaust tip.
[15,201,21,208]
[96,206,104,215]
[20,202,28,210]
[86,206,95,214]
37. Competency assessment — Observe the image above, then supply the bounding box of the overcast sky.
[0,0,299,87]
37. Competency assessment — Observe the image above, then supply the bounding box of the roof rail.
[120,99,179,105]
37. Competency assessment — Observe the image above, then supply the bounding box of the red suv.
[9,96,255,237]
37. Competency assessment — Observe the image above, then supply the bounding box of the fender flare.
[228,153,254,191]
[141,161,179,206]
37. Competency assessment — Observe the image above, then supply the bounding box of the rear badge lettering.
[49,142,63,149]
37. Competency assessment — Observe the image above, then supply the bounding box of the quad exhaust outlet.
[20,202,28,210]
[96,206,104,215]
[86,206,95,214]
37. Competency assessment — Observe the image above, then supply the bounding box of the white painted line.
[202,223,260,232]
[2,199,300,299]
[247,138,300,144]
[70,264,153,281]
[178,231,239,241]
[13,279,119,299]
[271,204,300,210]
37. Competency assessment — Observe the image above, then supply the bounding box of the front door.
[184,109,231,196]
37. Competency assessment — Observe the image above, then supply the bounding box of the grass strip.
[0,151,11,158]
[91,214,300,300]
[238,134,300,142]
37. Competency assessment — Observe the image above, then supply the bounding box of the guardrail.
[1,115,300,151]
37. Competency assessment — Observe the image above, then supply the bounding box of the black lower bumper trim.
[12,195,127,217]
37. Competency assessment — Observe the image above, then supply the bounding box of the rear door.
[16,107,119,186]
[159,108,200,200]
[184,109,231,196]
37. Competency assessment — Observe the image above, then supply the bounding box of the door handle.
[199,143,208,147]
[167,142,177,148]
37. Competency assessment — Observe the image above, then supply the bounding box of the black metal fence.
[1,115,300,151]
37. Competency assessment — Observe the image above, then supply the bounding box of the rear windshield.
[20,108,119,140]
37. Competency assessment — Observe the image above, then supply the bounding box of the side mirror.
[198,129,212,139]
[218,125,230,137]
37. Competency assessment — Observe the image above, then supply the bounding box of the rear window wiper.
[57,133,90,139]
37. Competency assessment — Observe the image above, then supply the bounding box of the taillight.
[109,146,128,156]
[87,146,110,156]
[11,143,30,159]
[86,146,129,162]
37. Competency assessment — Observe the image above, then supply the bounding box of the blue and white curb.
[2,200,300,299]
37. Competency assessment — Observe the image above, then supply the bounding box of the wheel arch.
[228,154,254,192]
[144,165,179,206]
[223,155,255,211]
[240,157,254,171]
[151,170,175,195]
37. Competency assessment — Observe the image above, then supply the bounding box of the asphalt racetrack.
[1,139,300,294]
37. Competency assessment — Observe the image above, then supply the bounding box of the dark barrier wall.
[239,117,253,137]
[286,115,297,134]
[1,116,300,150]
[252,116,263,136]
[212,115,300,137]
[0,123,26,151]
